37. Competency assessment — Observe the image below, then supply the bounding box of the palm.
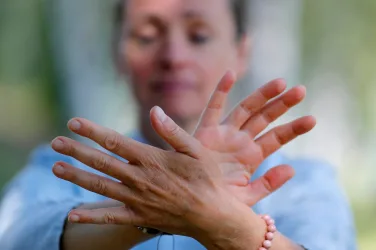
[195,125,261,184]
[193,72,316,206]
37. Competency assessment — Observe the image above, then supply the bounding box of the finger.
[256,116,316,159]
[52,162,132,202]
[243,165,295,206]
[51,136,133,181]
[197,71,236,128]
[241,85,306,138]
[223,79,287,129]
[67,206,141,225]
[66,118,149,163]
[150,106,202,158]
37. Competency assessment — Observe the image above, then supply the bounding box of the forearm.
[62,200,153,250]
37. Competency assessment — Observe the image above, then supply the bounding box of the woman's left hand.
[51,108,256,237]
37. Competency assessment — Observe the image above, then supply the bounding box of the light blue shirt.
[0,132,357,250]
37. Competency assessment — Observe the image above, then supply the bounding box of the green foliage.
[302,0,376,133]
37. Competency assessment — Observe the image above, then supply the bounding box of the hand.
[191,71,316,205]
[51,111,249,237]
[50,71,315,233]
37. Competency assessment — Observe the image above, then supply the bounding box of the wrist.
[190,201,266,250]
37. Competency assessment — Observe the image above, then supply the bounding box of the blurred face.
[118,0,248,123]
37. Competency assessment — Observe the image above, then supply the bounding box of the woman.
[0,0,356,249]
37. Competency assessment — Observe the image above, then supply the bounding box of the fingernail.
[53,164,65,175]
[68,119,81,131]
[154,106,166,122]
[69,214,80,222]
[52,139,64,150]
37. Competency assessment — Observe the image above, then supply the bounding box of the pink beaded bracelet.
[258,214,277,250]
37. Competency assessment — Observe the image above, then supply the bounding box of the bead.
[263,240,272,248]
[266,232,274,240]
[266,219,275,225]
[268,225,277,232]
[258,214,276,249]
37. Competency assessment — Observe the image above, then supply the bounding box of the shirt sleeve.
[0,145,84,250]
[258,158,357,250]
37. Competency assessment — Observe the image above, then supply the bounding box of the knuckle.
[87,126,94,139]
[240,102,254,115]
[274,130,288,145]
[166,124,180,137]
[262,110,274,123]
[258,89,269,104]
[135,181,149,193]
[259,145,268,160]
[261,176,273,193]
[90,179,108,195]
[209,101,222,110]
[103,212,117,224]
[148,160,164,172]
[62,140,74,156]
[92,155,111,172]
[104,134,123,152]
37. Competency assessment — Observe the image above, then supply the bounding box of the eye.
[132,24,159,46]
[190,33,210,44]
[135,35,157,46]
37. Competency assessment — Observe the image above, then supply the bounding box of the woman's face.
[119,0,248,123]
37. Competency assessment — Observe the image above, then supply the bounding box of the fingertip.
[308,115,317,123]
[273,78,287,93]
[51,137,65,151]
[68,118,82,132]
[68,213,81,223]
[305,115,317,130]
[52,163,66,176]
[273,164,295,181]
[294,85,307,99]
[226,69,237,81]
[293,115,317,134]
[283,164,296,178]
[219,70,237,92]
[150,106,167,123]
[263,164,295,191]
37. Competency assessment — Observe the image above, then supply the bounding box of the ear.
[236,35,251,79]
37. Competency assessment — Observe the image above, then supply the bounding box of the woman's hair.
[114,0,249,39]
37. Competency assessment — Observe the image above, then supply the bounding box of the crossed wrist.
[189,201,266,250]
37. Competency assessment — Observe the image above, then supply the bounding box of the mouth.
[150,79,196,94]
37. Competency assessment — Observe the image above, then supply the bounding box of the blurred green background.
[1,0,375,248]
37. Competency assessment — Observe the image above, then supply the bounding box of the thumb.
[150,106,202,158]
[236,165,295,206]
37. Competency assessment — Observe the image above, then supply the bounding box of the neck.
[139,113,198,150]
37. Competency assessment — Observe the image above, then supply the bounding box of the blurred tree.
[47,0,136,145]
[0,0,58,187]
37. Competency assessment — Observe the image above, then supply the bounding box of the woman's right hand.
[188,71,316,205]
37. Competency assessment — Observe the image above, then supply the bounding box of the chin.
[162,105,202,125]
[164,106,199,119]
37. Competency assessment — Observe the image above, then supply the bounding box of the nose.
[158,31,191,70]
